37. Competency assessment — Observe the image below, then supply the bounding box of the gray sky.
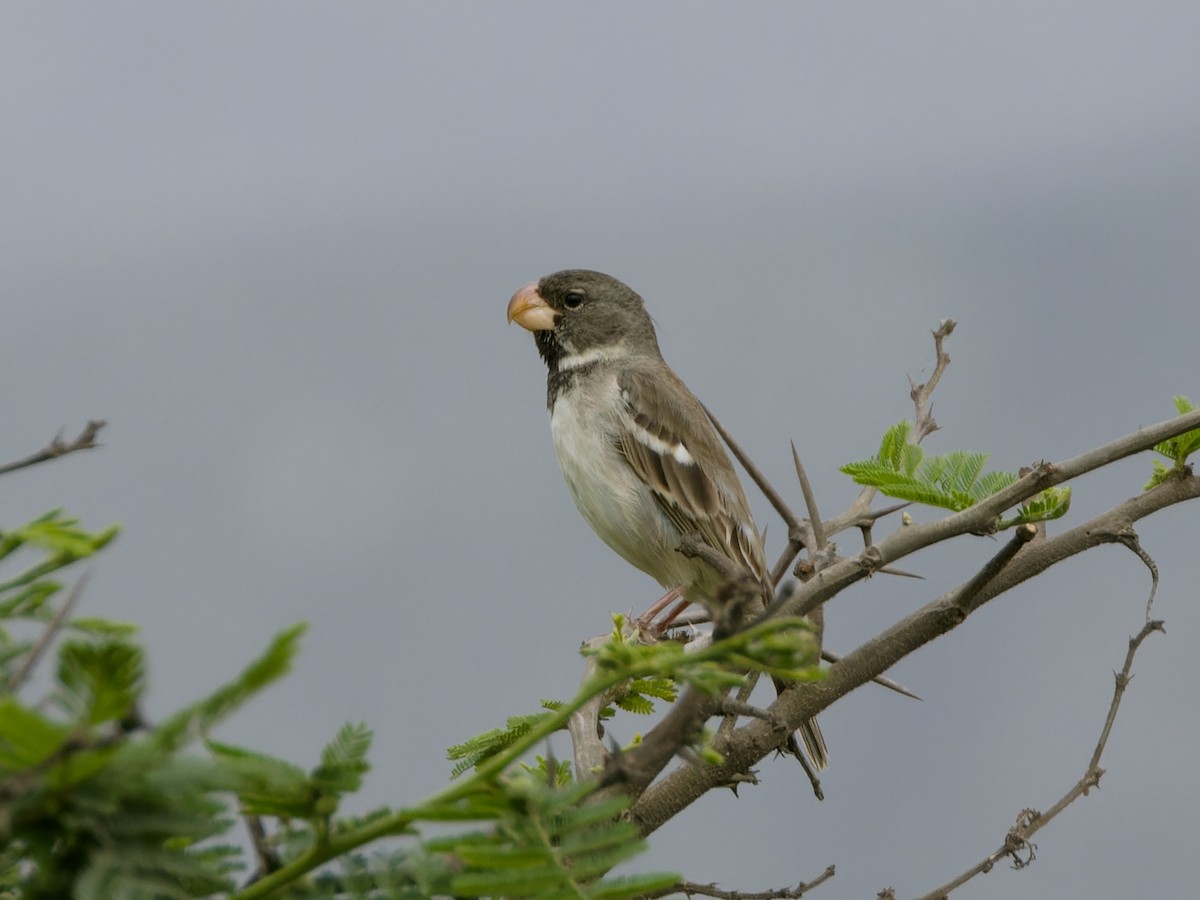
[4,3,1199,897]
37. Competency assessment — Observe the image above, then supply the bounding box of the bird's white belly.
[549,382,690,590]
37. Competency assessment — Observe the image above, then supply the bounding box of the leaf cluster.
[841,420,1071,527]
[0,511,380,898]
[0,508,682,899]
[1145,395,1200,489]
[448,614,821,781]
[423,777,676,899]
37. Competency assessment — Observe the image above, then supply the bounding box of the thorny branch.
[563,322,1198,896]
[629,462,1200,836]
[5,573,90,693]
[908,319,955,443]
[641,865,837,899]
[623,320,1200,840]
[912,619,1164,900]
[0,420,107,476]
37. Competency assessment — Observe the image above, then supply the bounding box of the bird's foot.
[632,587,690,638]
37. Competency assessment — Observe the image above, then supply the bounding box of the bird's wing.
[615,364,770,585]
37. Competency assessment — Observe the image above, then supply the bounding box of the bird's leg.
[633,586,690,637]
[657,596,692,631]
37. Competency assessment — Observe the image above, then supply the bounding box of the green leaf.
[447,710,559,779]
[878,420,913,470]
[1146,395,1200,489]
[1001,486,1072,529]
[590,873,684,899]
[152,623,307,751]
[0,514,120,595]
[0,697,71,770]
[206,740,313,819]
[0,580,60,618]
[9,513,119,560]
[626,677,677,702]
[68,618,140,637]
[75,845,233,900]
[435,776,675,900]
[843,421,1022,519]
[312,721,373,794]
[614,694,654,714]
[56,638,146,725]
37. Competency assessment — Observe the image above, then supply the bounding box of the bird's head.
[507,269,660,369]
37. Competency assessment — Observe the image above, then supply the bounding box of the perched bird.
[507,269,827,770]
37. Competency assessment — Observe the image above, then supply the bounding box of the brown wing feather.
[617,365,828,770]
[615,365,770,587]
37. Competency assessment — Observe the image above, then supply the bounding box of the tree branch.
[912,619,1164,900]
[629,469,1200,835]
[0,420,106,476]
[5,573,90,693]
[784,406,1200,621]
[908,319,955,442]
[642,865,837,899]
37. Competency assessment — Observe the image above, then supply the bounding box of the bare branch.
[569,635,626,779]
[669,612,923,699]
[705,405,802,537]
[629,469,1200,835]
[597,681,718,797]
[833,320,955,540]
[770,542,804,590]
[791,441,824,549]
[677,533,745,587]
[6,573,91,693]
[908,319,955,442]
[243,814,282,883]
[716,694,776,722]
[642,865,836,899]
[953,523,1039,611]
[1110,528,1160,620]
[785,405,1200,622]
[913,619,1164,900]
[820,648,922,701]
[0,420,107,477]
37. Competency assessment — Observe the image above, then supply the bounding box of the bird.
[507,269,827,771]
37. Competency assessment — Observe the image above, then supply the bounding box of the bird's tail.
[795,716,828,771]
[772,675,828,772]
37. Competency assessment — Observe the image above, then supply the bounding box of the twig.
[1111,528,1160,620]
[716,671,762,744]
[704,405,802,538]
[950,524,1038,613]
[0,420,107,477]
[629,469,1200,836]
[791,442,825,549]
[677,533,745,586]
[908,320,955,443]
[912,619,1164,900]
[770,544,805,590]
[785,404,1200,622]
[820,649,922,701]
[825,320,955,550]
[596,681,719,796]
[716,695,775,721]
[672,613,923,700]
[568,636,626,779]
[243,814,282,883]
[6,572,90,692]
[642,865,837,899]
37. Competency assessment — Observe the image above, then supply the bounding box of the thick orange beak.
[507,283,558,332]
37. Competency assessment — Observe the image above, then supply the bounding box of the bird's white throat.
[556,342,631,372]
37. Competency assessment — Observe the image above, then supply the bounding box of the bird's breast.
[548,377,692,590]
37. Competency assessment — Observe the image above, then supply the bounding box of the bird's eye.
[563,291,585,309]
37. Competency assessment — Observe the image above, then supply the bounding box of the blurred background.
[3,4,1198,897]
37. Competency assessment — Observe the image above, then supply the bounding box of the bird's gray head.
[507,269,661,370]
